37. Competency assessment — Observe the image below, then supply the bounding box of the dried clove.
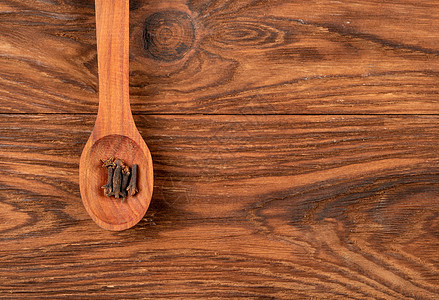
[127,164,138,196]
[112,159,124,198]
[101,157,115,196]
[120,165,131,200]
[101,158,139,200]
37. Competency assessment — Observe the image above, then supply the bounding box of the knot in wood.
[143,10,195,62]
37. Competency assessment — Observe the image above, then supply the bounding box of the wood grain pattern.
[2,0,439,298]
[1,115,439,298]
[0,0,438,114]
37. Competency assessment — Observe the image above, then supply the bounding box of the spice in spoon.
[101,157,115,196]
[102,158,138,200]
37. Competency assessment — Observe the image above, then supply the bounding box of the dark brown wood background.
[1,0,439,298]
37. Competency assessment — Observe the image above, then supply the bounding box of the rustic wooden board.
[0,0,438,114]
[2,0,439,298]
[0,114,438,298]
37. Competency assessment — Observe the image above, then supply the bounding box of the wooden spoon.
[79,0,153,231]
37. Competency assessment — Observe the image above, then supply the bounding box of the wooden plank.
[0,114,438,298]
[0,0,438,114]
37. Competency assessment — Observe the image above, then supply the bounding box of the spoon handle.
[94,0,134,136]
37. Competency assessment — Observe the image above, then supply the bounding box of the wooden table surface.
[1,0,439,298]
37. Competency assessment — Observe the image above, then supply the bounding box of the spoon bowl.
[79,0,153,231]
[80,134,153,230]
